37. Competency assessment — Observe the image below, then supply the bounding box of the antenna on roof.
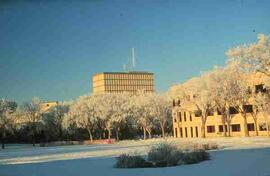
[122,47,137,72]
[131,47,136,70]
[123,64,127,72]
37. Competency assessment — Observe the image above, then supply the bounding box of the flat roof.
[93,71,154,76]
[42,101,58,104]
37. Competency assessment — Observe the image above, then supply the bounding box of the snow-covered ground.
[1,137,270,176]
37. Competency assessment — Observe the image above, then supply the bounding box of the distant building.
[15,101,58,125]
[40,101,58,112]
[92,72,155,94]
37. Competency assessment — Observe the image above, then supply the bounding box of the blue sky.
[0,0,270,103]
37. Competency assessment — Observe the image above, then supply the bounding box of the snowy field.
[1,137,270,176]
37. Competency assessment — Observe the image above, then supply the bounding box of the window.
[190,113,192,121]
[243,105,253,113]
[180,128,183,137]
[219,125,228,132]
[217,109,222,115]
[195,127,198,137]
[178,112,182,122]
[175,128,178,138]
[247,123,255,131]
[255,84,266,93]
[207,126,215,133]
[259,123,267,131]
[207,110,214,116]
[185,127,188,137]
[194,110,202,117]
[174,118,177,123]
[231,124,241,132]
[190,127,193,138]
[184,112,186,121]
[229,107,239,114]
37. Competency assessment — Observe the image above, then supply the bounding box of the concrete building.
[40,101,58,112]
[15,101,58,125]
[172,73,270,138]
[92,72,155,94]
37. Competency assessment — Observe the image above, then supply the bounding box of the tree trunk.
[227,121,231,137]
[201,121,206,138]
[243,114,249,137]
[160,123,165,138]
[143,127,146,140]
[264,112,270,138]
[32,127,36,147]
[254,118,259,136]
[1,128,5,149]
[99,130,102,139]
[108,129,111,140]
[87,128,93,142]
[221,114,227,137]
[1,140,4,149]
[103,131,106,139]
[59,126,63,140]
[146,128,152,139]
[115,127,120,141]
[32,136,35,146]
[266,121,270,138]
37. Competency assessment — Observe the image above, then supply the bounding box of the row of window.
[175,111,193,122]
[174,105,255,122]
[206,123,268,133]
[104,85,154,91]
[175,123,268,138]
[104,74,153,80]
[104,79,154,86]
[175,126,199,138]
[104,90,153,94]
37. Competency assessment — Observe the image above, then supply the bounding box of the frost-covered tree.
[252,92,270,137]
[227,34,270,86]
[96,93,116,140]
[0,99,17,149]
[150,93,172,138]
[109,93,132,141]
[43,101,70,140]
[208,65,248,137]
[21,97,42,146]
[182,74,215,138]
[250,93,263,136]
[224,61,252,137]
[227,33,270,136]
[63,95,98,142]
[131,91,155,140]
[207,67,230,136]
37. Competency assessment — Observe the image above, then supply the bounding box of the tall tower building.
[92,72,155,94]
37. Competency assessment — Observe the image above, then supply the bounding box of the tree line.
[0,92,172,149]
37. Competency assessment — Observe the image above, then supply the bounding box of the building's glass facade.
[92,72,155,94]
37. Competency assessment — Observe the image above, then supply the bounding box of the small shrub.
[115,154,153,168]
[115,143,211,168]
[182,150,210,164]
[194,143,218,151]
[209,143,218,150]
[202,143,218,150]
[148,143,184,167]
